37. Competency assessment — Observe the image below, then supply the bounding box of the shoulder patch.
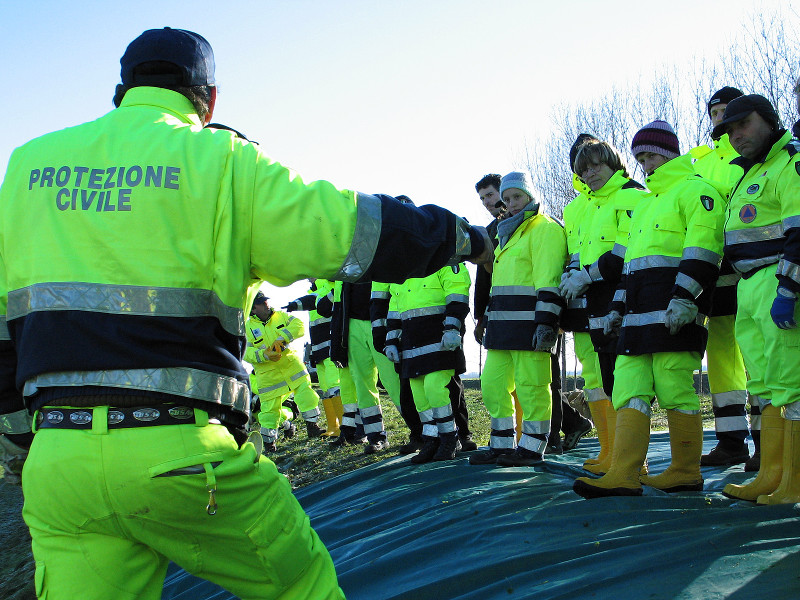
[700,195,714,211]
[451,264,460,274]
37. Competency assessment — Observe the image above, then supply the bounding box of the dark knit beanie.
[569,133,599,173]
[707,86,744,116]
[631,120,680,160]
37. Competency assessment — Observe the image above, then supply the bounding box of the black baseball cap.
[253,292,269,305]
[712,94,780,139]
[121,27,215,87]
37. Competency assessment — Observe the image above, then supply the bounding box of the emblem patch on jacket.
[746,184,760,195]
[739,204,757,223]
[700,195,714,211]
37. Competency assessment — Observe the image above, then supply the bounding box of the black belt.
[36,405,217,430]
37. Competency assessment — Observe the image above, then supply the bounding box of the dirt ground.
[0,478,35,600]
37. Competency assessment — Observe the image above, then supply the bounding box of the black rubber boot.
[410,437,440,464]
[433,433,462,461]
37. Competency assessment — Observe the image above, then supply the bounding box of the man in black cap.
[688,87,758,470]
[0,26,491,599]
[714,94,800,506]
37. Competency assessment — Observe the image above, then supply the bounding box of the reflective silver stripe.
[446,294,469,305]
[371,318,387,329]
[674,408,700,415]
[612,244,627,258]
[488,310,537,321]
[301,408,320,421]
[370,290,391,300]
[432,404,454,419]
[401,342,441,360]
[587,262,602,281]
[731,254,781,274]
[682,247,722,265]
[387,311,400,320]
[0,316,8,341]
[401,305,445,319]
[260,381,289,394]
[714,415,749,432]
[613,289,626,303]
[444,316,462,328]
[623,396,652,417]
[784,215,800,230]
[386,329,401,341]
[491,285,537,296]
[259,428,277,443]
[622,311,705,327]
[777,259,800,284]
[8,282,245,336]
[361,405,382,418]
[535,301,561,315]
[310,316,331,327]
[0,409,32,434]
[675,273,704,298]
[717,273,741,287]
[490,434,515,449]
[588,317,606,330]
[419,409,434,424]
[281,327,295,342]
[423,423,438,438]
[438,421,457,434]
[255,349,265,363]
[750,394,770,411]
[453,217,474,262]
[522,420,549,435]
[626,255,681,271]
[585,388,608,403]
[24,367,249,413]
[491,416,516,431]
[312,341,331,352]
[784,401,800,420]
[568,297,587,309]
[289,370,309,382]
[725,224,784,245]
[334,192,382,281]
[571,252,580,262]
[518,433,547,454]
[710,390,747,408]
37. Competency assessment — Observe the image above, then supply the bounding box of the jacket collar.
[119,86,203,127]
[589,170,628,200]
[644,154,696,194]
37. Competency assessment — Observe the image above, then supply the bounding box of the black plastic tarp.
[162,431,800,599]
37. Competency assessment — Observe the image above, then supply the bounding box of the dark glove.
[281,302,296,312]
[532,325,558,352]
[771,286,798,329]
[473,320,486,345]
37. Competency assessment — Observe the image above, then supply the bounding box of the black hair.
[475,174,502,193]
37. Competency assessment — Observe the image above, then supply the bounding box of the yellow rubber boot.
[724,404,784,502]
[640,410,703,493]
[573,408,650,499]
[327,395,343,438]
[321,396,340,437]
[584,400,616,474]
[758,418,800,505]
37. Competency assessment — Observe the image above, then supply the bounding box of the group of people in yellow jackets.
[242,84,800,505]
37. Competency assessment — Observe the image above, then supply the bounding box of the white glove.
[0,435,28,486]
[599,310,623,336]
[559,268,592,301]
[384,345,400,363]
[532,325,558,352]
[664,298,698,335]
[441,329,462,351]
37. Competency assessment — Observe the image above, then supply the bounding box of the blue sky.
[0,0,790,373]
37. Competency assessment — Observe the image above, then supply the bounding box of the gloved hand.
[559,268,592,301]
[664,298,698,335]
[598,310,622,336]
[384,345,400,363]
[442,329,462,351]
[473,320,486,345]
[281,303,295,312]
[532,324,558,352]
[0,435,28,486]
[266,341,284,362]
[771,286,798,329]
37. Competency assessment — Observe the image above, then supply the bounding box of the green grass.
[270,380,715,489]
